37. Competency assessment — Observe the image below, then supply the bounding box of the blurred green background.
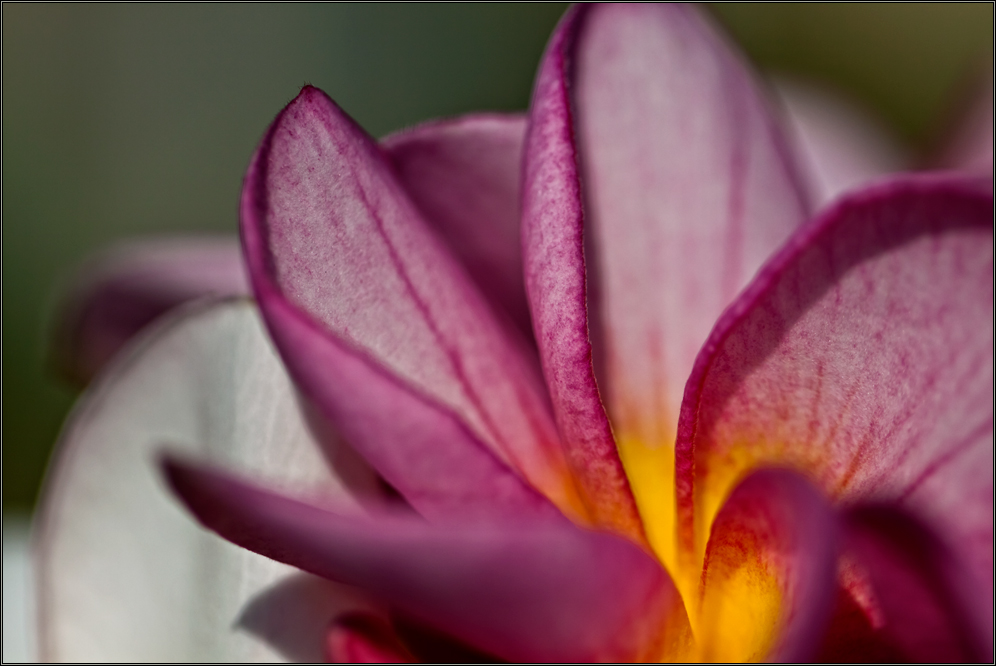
[2,4,992,510]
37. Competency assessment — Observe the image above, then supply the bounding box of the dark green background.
[3,4,992,509]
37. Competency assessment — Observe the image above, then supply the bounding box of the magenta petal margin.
[522,4,645,539]
[676,174,994,610]
[241,86,582,522]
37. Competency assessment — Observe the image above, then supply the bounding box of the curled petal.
[382,114,533,341]
[523,4,641,542]
[52,237,248,384]
[241,86,581,521]
[164,457,693,663]
[35,300,373,661]
[675,174,993,605]
[697,469,837,662]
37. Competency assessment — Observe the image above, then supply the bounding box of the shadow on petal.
[237,572,371,663]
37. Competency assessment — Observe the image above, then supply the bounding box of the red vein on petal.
[350,176,507,458]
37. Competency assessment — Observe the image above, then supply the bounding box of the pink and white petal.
[242,87,582,522]
[524,3,811,556]
[774,78,908,207]
[675,175,993,599]
[832,505,992,662]
[697,469,837,662]
[382,114,534,341]
[52,236,248,384]
[35,299,376,662]
[164,457,693,664]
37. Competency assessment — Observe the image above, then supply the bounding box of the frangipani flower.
[36,4,993,663]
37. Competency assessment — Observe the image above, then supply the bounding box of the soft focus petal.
[2,516,33,663]
[697,469,837,662]
[524,3,810,559]
[821,505,992,662]
[35,299,375,661]
[52,237,248,384]
[675,175,993,604]
[242,86,582,522]
[164,458,693,663]
[933,68,994,173]
[382,114,534,341]
[775,78,907,207]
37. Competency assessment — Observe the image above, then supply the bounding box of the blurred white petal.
[3,514,34,663]
[35,299,379,661]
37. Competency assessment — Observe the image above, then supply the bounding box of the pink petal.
[252,293,559,522]
[164,457,693,663]
[828,505,992,662]
[697,469,837,662]
[382,114,534,341]
[35,300,374,661]
[52,237,248,384]
[523,4,810,552]
[675,174,993,604]
[241,86,583,522]
[774,78,907,207]
[521,5,639,541]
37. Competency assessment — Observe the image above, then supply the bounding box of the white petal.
[35,299,378,661]
[3,514,34,663]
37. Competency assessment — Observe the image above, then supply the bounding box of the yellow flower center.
[618,431,785,662]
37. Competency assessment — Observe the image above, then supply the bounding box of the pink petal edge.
[675,173,993,597]
[241,86,581,522]
[252,285,562,522]
[522,4,644,540]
